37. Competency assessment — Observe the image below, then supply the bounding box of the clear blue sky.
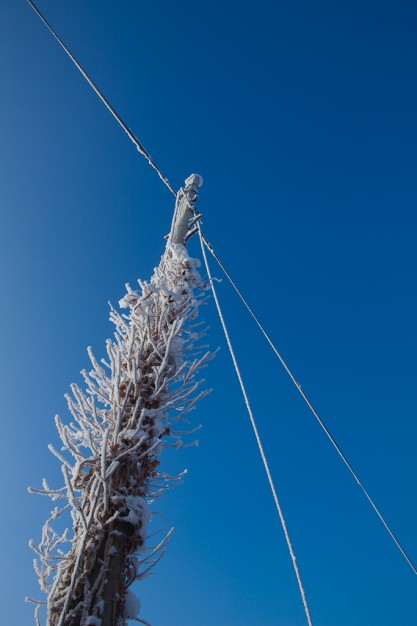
[1,1,416,625]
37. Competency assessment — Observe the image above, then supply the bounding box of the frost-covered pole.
[29,175,211,626]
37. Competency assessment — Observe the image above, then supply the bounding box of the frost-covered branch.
[29,178,212,626]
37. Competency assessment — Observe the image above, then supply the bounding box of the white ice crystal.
[125,589,141,619]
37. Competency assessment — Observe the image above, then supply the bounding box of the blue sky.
[1,1,417,625]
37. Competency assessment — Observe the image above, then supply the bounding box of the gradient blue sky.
[1,1,417,625]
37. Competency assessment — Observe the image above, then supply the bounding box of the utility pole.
[29,175,211,626]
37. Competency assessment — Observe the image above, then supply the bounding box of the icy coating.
[28,243,213,626]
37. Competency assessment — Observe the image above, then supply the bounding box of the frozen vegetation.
[28,235,212,626]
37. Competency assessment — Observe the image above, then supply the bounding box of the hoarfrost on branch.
[29,242,213,626]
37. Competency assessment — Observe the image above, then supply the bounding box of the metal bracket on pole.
[168,173,203,246]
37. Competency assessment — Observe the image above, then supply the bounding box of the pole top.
[185,173,203,188]
[168,174,203,246]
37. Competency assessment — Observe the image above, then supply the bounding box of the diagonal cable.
[198,226,314,626]
[201,232,417,577]
[26,0,177,197]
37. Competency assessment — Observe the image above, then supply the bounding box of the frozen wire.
[201,232,417,578]
[26,0,177,197]
[198,227,314,626]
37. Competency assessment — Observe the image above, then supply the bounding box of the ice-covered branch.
[29,236,213,626]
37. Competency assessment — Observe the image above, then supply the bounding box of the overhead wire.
[26,0,177,197]
[198,226,314,626]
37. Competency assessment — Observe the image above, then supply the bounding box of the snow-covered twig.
[29,242,213,626]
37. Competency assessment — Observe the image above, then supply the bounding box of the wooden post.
[90,175,204,626]
[168,173,203,245]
